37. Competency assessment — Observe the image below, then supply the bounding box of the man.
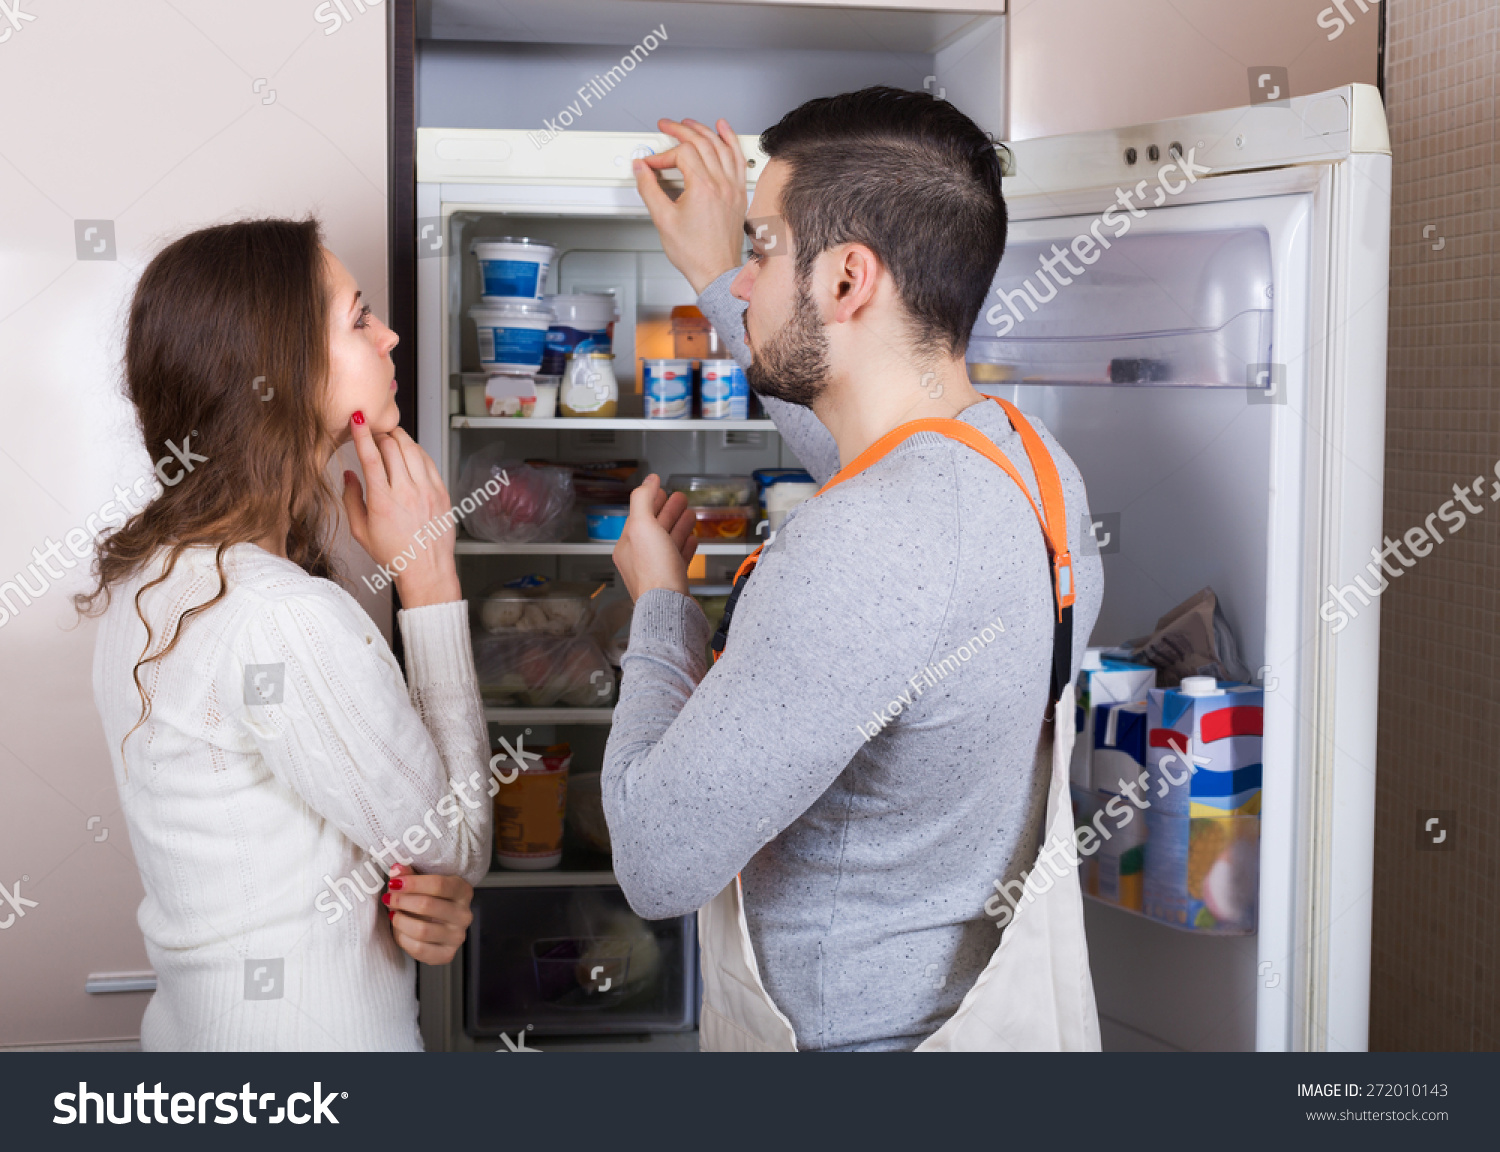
[603,88,1103,1051]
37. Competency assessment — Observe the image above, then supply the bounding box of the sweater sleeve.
[235,591,493,886]
[600,473,960,919]
[697,269,841,486]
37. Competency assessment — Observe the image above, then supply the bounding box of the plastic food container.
[532,375,559,418]
[766,481,818,532]
[560,351,618,417]
[642,358,693,419]
[541,293,618,375]
[477,576,599,636]
[473,633,616,707]
[494,743,571,870]
[471,301,554,373]
[586,506,629,542]
[472,237,555,301]
[689,505,754,539]
[666,474,755,507]
[483,371,538,417]
[700,359,749,419]
[670,305,720,360]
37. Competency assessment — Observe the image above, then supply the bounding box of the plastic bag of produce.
[473,632,616,707]
[457,443,574,543]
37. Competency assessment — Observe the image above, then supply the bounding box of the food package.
[566,771,612,855]
[1070,649,1155,789]
[530,458,640,505]
[1143,812,1259,934]
[1113,587,1249,687]
[473,632,616,707]
[1140,676,1262,934]
[457,444,574,543]
[477,574,600,636]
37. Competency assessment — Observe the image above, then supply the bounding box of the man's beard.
[744,278,831,409]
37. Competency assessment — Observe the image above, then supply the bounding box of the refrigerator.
[413,7,1390,1049]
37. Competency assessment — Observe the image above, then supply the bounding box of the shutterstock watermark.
[1318,0,1381,41]
[984,748,1207,929]
[527,24,669,148]
[1319,461,1500,633]
[984,148,1212,337]
[856,617,1006,741]
[0,434,207,631]
[314,734,540,924]
[54,1082,344,1125]
[0,874,38,929]
[360,475,507,593]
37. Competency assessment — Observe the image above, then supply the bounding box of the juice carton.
[1142,677,1263,933]
[1070,650,1155,790]
[1145,678,1263,817]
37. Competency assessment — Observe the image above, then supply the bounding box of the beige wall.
[0,1,387,1047]
[1370,0,1498,1052]
[1007,0,1381,138]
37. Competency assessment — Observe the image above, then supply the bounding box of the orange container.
[494,743,571,870]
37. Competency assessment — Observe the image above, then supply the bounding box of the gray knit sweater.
[601,270,1103,1051]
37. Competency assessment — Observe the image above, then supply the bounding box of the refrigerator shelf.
[452,415,778,432]
[484,706,614,725]
[457,540,758,556]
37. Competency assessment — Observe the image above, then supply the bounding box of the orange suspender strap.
[710,398,1075,701]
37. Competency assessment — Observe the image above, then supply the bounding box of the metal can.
[642,358,692,419]
[700,358,749,419]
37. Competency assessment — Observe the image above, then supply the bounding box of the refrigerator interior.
[981,189,1316,1051]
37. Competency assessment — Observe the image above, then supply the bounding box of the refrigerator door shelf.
[968,227,1274,389]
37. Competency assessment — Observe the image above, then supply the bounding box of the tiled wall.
[1372,0,1498,1051]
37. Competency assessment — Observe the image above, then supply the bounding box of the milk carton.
[1142,677,1263,933]
[1070,650,1155,790]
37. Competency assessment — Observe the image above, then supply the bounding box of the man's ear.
[830,243,881,324]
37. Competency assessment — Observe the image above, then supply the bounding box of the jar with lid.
[560,351,619,417]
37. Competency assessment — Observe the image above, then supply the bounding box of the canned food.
[643,358,692,419]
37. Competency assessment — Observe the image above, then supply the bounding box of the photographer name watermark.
[360,475,507,593]
[856,617,1006,741]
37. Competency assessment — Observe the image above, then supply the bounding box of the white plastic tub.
[471,301,555,373]
[472,237,556,301]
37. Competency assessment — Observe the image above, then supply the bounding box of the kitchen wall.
[1007,0,1381,139]
[0,0,388,1048]
[1370,0,1498,1052]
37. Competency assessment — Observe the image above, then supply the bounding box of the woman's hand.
[612,474,699,602]
[384,863,474,966]
[342,412,461,608]
[633,117,748,295]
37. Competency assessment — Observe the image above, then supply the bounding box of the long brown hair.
[75,218,345,754]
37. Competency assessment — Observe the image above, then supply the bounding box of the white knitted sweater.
[92,543,492,1051]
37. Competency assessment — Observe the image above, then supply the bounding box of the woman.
[79,218,490,1051]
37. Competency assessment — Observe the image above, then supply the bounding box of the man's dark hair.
[759,86,1007,358]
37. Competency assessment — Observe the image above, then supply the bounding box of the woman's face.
[322,248,400,442]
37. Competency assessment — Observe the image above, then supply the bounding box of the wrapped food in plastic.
[456,443,574,543]
[477,575,600,636]
[473,632,616,707]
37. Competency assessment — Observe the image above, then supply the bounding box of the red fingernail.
[352,410,365,426]
[381,892,391,905]
[389,878,404,890]
[388,910,394,919]
[343,470,356,486]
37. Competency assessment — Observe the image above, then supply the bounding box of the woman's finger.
[375,432,413,491]
[386,889,473,925]
[347,412,387,500]
[341,470,369,547]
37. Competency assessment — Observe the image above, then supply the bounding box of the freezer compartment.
[466,886,697,1036]
[969,228,1274,387]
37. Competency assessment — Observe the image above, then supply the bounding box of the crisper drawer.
[465,885,697,1037]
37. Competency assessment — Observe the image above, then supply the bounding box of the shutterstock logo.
[55,1082,344,1125]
